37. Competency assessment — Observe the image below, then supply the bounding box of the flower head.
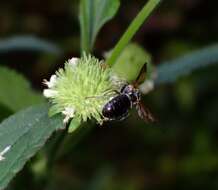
[43,54,122,125]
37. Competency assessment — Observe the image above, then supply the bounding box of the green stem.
[106,0,162,66]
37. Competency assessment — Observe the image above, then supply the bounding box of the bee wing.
[136,102,156,123]
[133,64,147,87]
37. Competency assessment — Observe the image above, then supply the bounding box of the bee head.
[121,84,140,104]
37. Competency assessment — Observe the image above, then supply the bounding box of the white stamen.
[68,57,79,67]
[139,80,154,94]
[0,145,11,162]
[49,75,57,88]
[62,107,75,124]
[43,89,58,98]
[63,116,70,124]
[62,107,75,117]
[43,75,57,88]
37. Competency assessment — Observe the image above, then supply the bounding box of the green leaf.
[0,104,13,122]
[0,36,61,55]
[155,44,218,85]
[111,43,151,82]
[0,66,45,112]
[79,0,120,52]
[68,117,81,133]
[0,104,63,189]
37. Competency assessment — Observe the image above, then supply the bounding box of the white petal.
[68,57,79,67]
[43,89,58,98]
[62,107,75,117]
[48,75,57,88]
[63,116,70,124]
[62,107,75,124]
[43,75,57,88]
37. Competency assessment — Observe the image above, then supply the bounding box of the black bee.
[102,84,155,122]
[85,63,155,123]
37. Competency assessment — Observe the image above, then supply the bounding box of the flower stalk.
[106,0,162,66]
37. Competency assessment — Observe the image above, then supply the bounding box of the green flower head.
[43,54,123,125]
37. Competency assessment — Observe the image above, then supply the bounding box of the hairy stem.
[106,0,162,66]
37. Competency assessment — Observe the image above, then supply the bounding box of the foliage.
[111,43,151,82]
[79,0,120,52]
[0,36,61,54]
[0,105,63,189]
[0,66,45,112]
[155,44,218,85]
[106,0,162,66]
[0,0,217,189]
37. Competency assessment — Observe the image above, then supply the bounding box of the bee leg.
[102,89,120,96]
[85,95,104,99]
[85,89,120,99]
[118,112,129,121]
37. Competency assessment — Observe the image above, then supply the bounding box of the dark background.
[1,0,218,189]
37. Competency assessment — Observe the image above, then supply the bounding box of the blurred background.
[1,0,218,189]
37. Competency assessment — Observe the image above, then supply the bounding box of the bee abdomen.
[102,94,131,120]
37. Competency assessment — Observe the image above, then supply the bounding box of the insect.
[102,67,156,123]
[86,63,156,123]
